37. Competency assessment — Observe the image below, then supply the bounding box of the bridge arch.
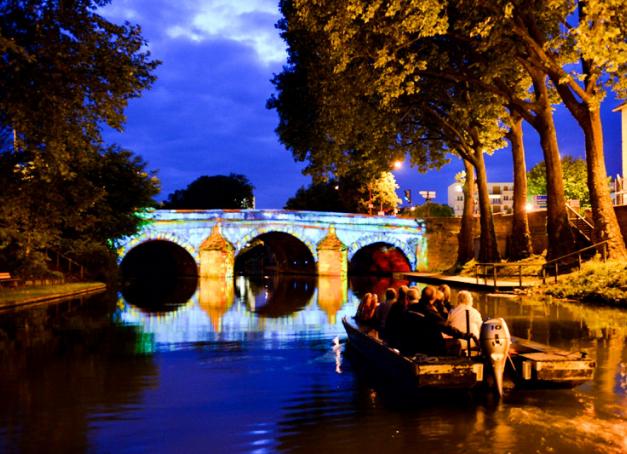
[233,228,316,275]
[347,233,415,269]
[234,225,318,261]
[118,231,198,265]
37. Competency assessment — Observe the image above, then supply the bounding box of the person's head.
[397,285,409,307]
[420,285,436,304]
[435,289,445,303]
[385,287,398,303]
[437,284,451,303]
[406,288,420,304]
[457,290,473,307]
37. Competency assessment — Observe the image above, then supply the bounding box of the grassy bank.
[529,259,627,308]
[0,282,107,307]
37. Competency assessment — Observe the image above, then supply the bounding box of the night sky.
[102,0,624,209]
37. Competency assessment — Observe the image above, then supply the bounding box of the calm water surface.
[0,275,625,453]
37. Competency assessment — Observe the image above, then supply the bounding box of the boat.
[342,315,595,395]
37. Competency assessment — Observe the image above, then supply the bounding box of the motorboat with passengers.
[342,315,595,396]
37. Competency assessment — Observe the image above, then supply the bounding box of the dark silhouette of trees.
[164,174,255,209]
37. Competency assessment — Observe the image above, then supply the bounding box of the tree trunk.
[456,158,475,266]
[473,150,500,262]
[508,114,533,260]
[530,69,575,260]
[582,109,627,258]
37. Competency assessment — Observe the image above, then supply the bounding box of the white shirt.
[448,304,483,340]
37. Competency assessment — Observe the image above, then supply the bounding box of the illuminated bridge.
[116,209,427,278]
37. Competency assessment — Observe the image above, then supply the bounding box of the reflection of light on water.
[333,336,342,374]
[114,278,361,349]
[508,404,627,453]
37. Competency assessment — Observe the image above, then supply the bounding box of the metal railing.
[47,250,85,281]
[540,240,609,284]
[565,204,594,242]
[474,262,543,291]
[474,239,610,290]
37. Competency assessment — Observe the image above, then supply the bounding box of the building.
[612,102,627,205]
[447,182,514,216]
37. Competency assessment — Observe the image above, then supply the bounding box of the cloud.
[102,0,285,65]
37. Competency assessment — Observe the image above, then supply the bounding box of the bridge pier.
[199,224,235,278]
[317,226,348,276]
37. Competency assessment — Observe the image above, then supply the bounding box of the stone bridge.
[116,209,427,278]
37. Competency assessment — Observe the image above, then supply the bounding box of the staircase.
[566,204,594,244]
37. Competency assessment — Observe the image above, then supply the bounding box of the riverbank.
[401,258,627,309]
[0,282,107,310]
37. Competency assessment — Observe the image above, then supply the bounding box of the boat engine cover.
[480,318,511,396]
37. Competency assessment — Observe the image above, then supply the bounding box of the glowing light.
[526,203,534,212]
[393,160,403,170]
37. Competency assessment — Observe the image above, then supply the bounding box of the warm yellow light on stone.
[198,276,235,332]
[317,274,347,324]
[199,223,235,278]
[317,225,347,276]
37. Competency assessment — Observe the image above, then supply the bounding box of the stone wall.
[424,206,627,271]
[425,211,548,271]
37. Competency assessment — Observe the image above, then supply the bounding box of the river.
[0,275,625,453]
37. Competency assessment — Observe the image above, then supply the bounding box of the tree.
[270,0,506,262]
[0,146,159,278]
[0,1,159,277]
[361,172,402,215]
[0,1,158,166]
[455,165,476,265]
[459,0,626,258]
[400,203,454,219]
[164,174,255,209]
[507,113,533,260]
[528,156,591,208]
[285,175,367,212]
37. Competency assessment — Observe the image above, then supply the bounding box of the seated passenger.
[447,290,483,350]
[355,292,378,324]
[404,286,476,356]
[435,284,452,317]
[382,286,409,348]
[374,287,397,330]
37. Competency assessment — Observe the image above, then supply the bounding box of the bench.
[0,272,21,288]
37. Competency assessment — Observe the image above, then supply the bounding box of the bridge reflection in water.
[116,274,355,348]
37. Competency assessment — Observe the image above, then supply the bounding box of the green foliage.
[0,0,159,167]
[0,1,159,279]
[0,147,159,278]
[164,174,255,209]
[538,259,627,308]
[399,203,454,218]
[527,156,591,208]
[360,172,402,214]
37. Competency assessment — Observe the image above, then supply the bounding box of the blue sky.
[102,0,624,209]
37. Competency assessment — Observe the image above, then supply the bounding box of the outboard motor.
[480,318,511,397]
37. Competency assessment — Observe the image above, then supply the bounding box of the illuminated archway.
[349,242,411,275]
[235,232,316,275]
[120,240,198,311]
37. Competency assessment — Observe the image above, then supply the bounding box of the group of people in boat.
[355,284,482,356]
